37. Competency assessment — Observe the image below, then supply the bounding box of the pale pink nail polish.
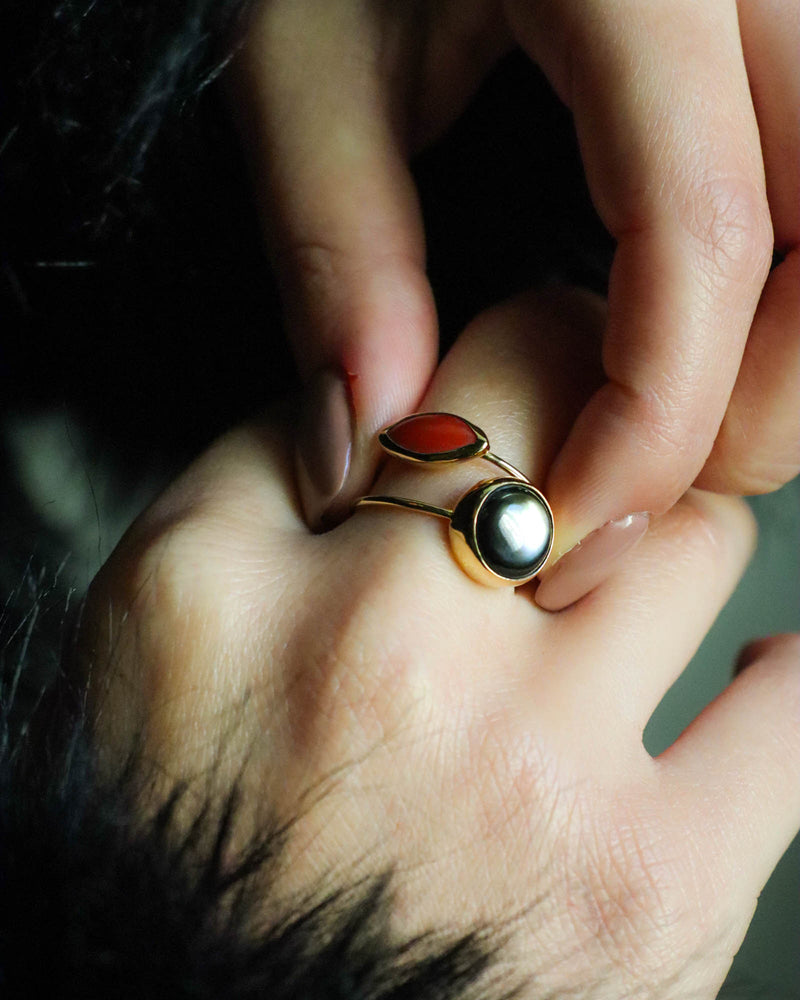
[295,368,354,531]
[535,513,650,611]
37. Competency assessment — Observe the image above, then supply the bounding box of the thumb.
[234,0,438,529]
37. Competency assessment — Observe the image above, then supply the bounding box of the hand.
[81,288,800,997]
[231,0,800,609]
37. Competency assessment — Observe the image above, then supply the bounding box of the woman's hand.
[232,0,800,608]
[81,288,800,997]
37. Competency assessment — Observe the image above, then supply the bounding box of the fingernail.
[535,513,650,611]
[295,368,355,531]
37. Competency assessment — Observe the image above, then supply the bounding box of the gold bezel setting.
[449,480,554,587]
[379,412,489,464]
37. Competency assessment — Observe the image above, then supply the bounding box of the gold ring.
[355,413,554,587]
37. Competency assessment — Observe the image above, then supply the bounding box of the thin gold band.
[355,495,453,519]
[354,450,527,521]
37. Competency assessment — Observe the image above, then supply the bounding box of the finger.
[737,0,800,248]
[699,0,800,492]
[508,0,773,597]
[698,249,800,493]
[660,633,800,901]
[411,0,513,147]
[371,286,605,525]
[235,0,438,530]
[541,491,757,739]
[351,293,757,754]
[342,286,605,630]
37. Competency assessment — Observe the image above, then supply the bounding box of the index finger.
[509,0,773,604]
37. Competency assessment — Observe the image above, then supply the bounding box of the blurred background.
[1,14,797,992]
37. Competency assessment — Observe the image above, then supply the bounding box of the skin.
[233,0,800,576]
[81,289,800,998]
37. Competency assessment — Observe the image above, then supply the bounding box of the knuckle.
[674,491,756,567]
[96,518,209,647]
[682,174,773,288]
[289,239,344,289]
[285,239,351,325]
[637,380,698,452]
[285,546,435,759]
[79,518,209,748]
[621,379,715,478]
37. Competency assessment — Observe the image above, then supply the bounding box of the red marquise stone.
[388,413,478,456]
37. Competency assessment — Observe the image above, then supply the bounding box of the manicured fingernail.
[535,513,650,611]
[295,368,354,531]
